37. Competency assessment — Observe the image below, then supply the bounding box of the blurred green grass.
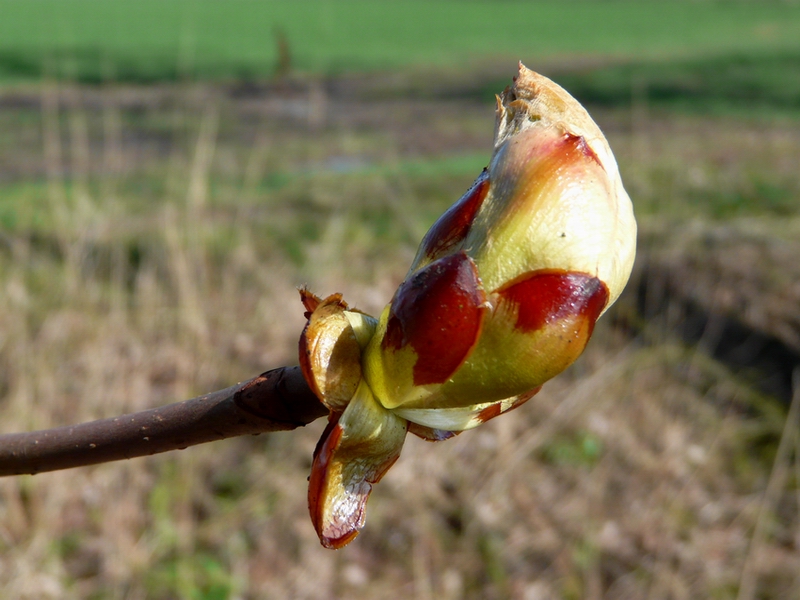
[449,51,800,120]
[2,0,800,82]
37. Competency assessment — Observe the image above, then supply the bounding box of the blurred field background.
[1,1,800,598]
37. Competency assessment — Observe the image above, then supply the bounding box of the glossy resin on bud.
[299,63,637,549]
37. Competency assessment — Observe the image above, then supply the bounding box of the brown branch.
[0,366,328,477]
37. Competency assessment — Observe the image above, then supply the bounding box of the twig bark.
[0,366,328,476]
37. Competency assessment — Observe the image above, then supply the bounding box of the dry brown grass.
[0,76,798,599]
